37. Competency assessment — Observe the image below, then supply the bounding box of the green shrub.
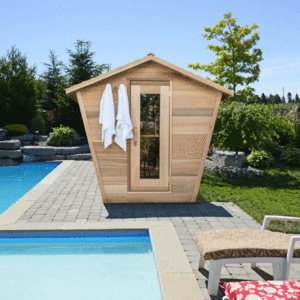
[280,147,300,168]
[46,125,80,146]
[255,138,285,159]
[211,102,281,154]
[29,115,45,135]
[272,116,297,147]
[246,150,274,170]
[5,124,27,136]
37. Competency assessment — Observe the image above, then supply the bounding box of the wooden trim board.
[191,91,223,202]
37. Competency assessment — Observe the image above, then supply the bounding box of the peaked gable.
[66,53,234,102]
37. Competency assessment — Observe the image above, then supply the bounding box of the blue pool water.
[0,231,163,300]
[0,162,61,215]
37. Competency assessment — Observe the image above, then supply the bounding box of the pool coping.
[0,160,74,226]
[0,221,204,300]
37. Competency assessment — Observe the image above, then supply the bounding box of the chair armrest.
[285,235,300,279]
[261,215,300,230]
[287,236,300,264]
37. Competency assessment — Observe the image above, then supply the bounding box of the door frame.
[127,79,172,192]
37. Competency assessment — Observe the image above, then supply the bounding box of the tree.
[211,101,296,156]
[0,45,38,128]
[274,94,281,104]
[268,94,275,105]
[295,93,300,103]
[187,12,263,103]
[254,94,262,105]
[39,50,65,110]
[261,93,267,105]
[65,40,111,86]
[287,92,293,103]
[34,78,47,107]
[53,40,112,136]
[236,86,260,104]
[282,95,286,104]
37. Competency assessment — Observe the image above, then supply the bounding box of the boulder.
[66,153,92,160]
[22,144,90,156]
[22,146,56,156]
[0,150,23,159]
[0,129,7,141]
[211,151,246,168]
[54,144,90,155]
[38,135,49,142]
[23,154,36,163]
[35,155,65,161]
[22,142,32,146]
[11,134,34,142]
[0,159,20,167]
[0,139,21,150]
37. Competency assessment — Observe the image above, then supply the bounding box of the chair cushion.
[219,280,300,300]
[194,229,300,260]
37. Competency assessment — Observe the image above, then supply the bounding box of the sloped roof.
[65,52,234,102]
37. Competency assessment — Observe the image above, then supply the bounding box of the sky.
[1,0,300,100]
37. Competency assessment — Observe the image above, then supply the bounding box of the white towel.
[115,84,133,152]
[99,84,116,148]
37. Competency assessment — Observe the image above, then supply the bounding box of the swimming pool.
[0,162,61,215]
[0,230,163,300]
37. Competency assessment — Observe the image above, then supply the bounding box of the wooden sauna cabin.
[65,53,234,203]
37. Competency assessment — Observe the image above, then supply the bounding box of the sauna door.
[130,81,170,191]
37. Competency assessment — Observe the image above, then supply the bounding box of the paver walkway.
[15,161,300,300]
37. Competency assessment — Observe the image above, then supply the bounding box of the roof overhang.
[65,53,234,102]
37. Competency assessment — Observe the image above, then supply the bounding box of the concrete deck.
[2,160,300,299]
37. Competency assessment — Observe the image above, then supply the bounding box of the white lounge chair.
[194,215,300,296]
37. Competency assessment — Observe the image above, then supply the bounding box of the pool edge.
[0,160,74,226]
[0,221,204,300]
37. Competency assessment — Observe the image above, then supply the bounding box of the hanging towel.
[115,84,133,152]
[99,84,116,148]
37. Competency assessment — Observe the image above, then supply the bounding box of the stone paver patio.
[13,161,300,299]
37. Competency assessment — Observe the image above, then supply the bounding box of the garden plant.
[200,101,300,234]
[46,125,80,147]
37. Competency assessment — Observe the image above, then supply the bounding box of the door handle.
[132,127,138,146]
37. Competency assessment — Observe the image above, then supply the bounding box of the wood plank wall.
[78,61,221,203]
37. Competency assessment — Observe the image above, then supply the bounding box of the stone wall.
[0,139,91,166]
[22,145,91,162]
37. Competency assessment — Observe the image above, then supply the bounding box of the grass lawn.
[197,165,300,233]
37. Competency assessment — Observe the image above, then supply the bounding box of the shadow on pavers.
[103,202,233,219]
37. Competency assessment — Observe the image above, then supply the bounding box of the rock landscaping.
[0,135,91,166]
[205,150,263,178]
[0,132,293,178]
[22,144,91,162]
[205,150,291,179]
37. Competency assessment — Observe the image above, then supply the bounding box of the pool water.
[0,231,163,300]
[0,162,61,215]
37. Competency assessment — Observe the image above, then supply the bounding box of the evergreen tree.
[0,45,38,128]
[274,94,281,104]
[295,93,300,103]
[188,12,263,103]
[54,40,111,136]
[282,95,286,104]
[269,94,275,105]
[287,92,293,103]
[34,78,47,110]
[65,40,111,86]
[39,50,65,110]
[261,93,267,105]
